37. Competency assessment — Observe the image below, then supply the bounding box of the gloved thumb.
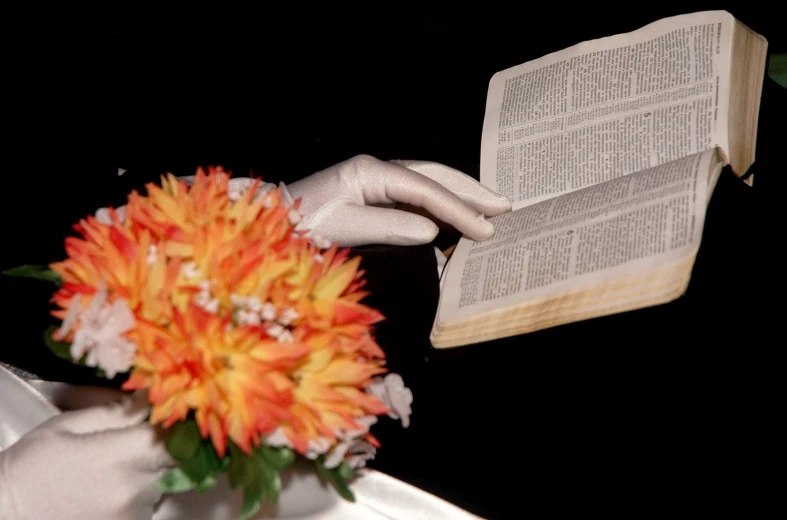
[49,391,149,435]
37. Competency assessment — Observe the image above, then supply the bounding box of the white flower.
[278,330,294,343]
[146,244,158,266]
[246,296,263,313]
[261,302,277,322]
[264,427,293,449]
[366,373,413,428]
[345,441,377,469]
[57,297,83,339]
[313,234,332,250]
[263,427,332,460]
[324,416,378,469]
[195,280,219,313]
[305,437,333,460]
[181,262,201,280]
[94,206,127,226]
[227,182,246,202]
[278,307,299,326]
[314,254,325,264]
[67,281,137,379]
[237,309,261,326]
[267,323,285,339]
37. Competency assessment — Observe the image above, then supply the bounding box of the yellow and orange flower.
[49,167,391,458]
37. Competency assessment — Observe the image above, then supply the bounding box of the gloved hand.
[108,157,510,248]
[0,392,174,520]
[285,155,511,247]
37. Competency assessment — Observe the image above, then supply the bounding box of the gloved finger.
[106,422,176,471]
[354,158,495,241]
[389,159,511,216]
[51,393,148,434]
[27,380,129,411]
[307,202,440,247]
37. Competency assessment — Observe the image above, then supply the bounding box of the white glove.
[0,393,174,520]
[103,157,511,249]
[285,155,511,247]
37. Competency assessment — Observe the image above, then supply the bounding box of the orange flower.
[124,304,309,457]
[48,167,393,459]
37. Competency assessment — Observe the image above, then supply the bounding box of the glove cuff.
[0,452,20,520]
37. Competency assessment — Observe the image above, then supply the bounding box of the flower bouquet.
[3,168,412,519]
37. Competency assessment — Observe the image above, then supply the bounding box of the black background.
[2,3,784,518]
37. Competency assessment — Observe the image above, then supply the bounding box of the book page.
[481,11,733,210]
[439,149,723,322]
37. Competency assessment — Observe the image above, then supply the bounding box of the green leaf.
[226,442,292,518]
[196,474,218,493]
[3,265,62,286]
[165,422,223,486]
[240,486,264,520]
[227,442,259,490]
[337,461,354,481]
[329,471,355,502]
[166,420,203,462]
[315,459,356,502]
[260,445,295,470]
[228,443,267,520]
[156,467,197,493]
[180,441,223,484]
[43,325,73,362]
[254,451,281,503]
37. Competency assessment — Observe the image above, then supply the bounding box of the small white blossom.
[366,373,413,428]
[251,182,275,202]
[305,437,332,460]
[181,262,201,280]
[264,427,293,449]
[198,296,220,314]
[146,244,158,266]
[95,206,127,226]
[263,427,332,460]
[288,209,302,225]
[94,208,112,226]
[228,182,246,202]
[237,309,261,326]
[278,330,294,343]
[314,254,325,264]
[57,297,83,339]
[195,280,219,314]
[245,296,263,313]
[278,307,299,326]
[267,323,285,339]
[313,234,332,250]
[261,302,277,322]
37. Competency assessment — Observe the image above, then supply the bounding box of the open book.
[430,10,768,348]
